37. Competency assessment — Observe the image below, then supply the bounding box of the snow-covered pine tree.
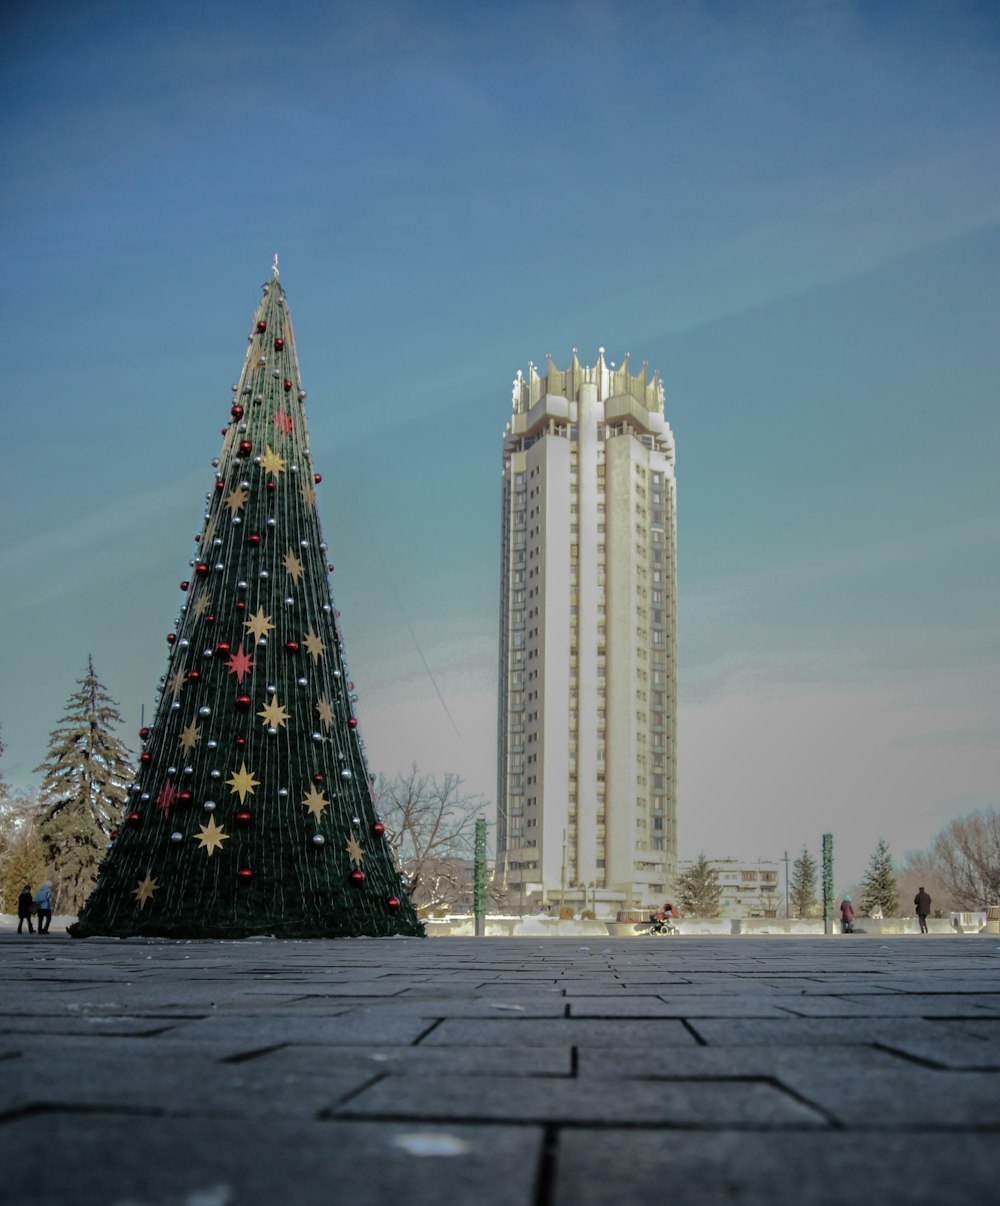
[34,657,134,913]
[72,266,422,939]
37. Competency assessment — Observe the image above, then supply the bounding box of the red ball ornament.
[285,640,299,654]
[236,810,251,825]
[313,773,324,784]
[283,379,293,392]
[348,717,358,730]
[127,811,141,825]
[180,580,190,591]
[328,564,335,572]
[195,562,209,577]
[214,642,231,658]
[274,337,285,350]
[110,828,118,840]
[386,896,400,912]
[205,614,216,625]
[235,736,246,747]
[349,869,366,886]
[140,751,152,764]
[166,633,177,644]
[139,727,150,740]
[178,791,193,806]
[266,480,276,492]
[238,867,253,882]
[187,669,200,683]
[231,404,244,419]
[314,473,322,483]
[256,320,267,332]
[235,695,252,711]
[238,439,253,456]
[247,533,261,546]
[373,821,385,837]
[215,481,225,492]
[235,601,246,612]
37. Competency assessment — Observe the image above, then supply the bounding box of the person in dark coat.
[17,885,34,934]
[840,896,855,934]
[914,887,932,934]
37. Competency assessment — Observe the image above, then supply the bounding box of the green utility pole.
[473,816,487,938]
[822,833,834,936]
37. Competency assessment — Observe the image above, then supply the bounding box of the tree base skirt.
[68,918,425,940]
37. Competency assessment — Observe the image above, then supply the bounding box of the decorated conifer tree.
[71,265,422,939]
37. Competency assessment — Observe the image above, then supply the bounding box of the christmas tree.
[71,265,422,939]
[35,657,134,913]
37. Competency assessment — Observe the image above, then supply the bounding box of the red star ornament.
[156,779,179,818]
[226,645,254,684]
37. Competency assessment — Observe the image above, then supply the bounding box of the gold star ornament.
[302,785,329,821]
[194,815,230,857]
[260,446,286,477]
[346,834,364,867]
[283,549,303,584]
[178,720,202,754]
[303,628,325,662]
[226,761,260,803]
[315,696,334,731]
[225,485,249,516]
[258,693,289,729]
[244,606,274,643]
[133,873,159,909]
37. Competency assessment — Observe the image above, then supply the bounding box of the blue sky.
[1,0,997,887]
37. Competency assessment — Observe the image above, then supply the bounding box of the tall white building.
[496,349,677,913]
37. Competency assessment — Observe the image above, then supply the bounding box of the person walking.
[914,887,932,934]
[17,885,35,934]
[840,895,855,934]
[34,881,53,934]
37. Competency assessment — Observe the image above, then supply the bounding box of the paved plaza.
[1,929,999,1205]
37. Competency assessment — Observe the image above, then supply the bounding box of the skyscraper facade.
[497,350,677,913]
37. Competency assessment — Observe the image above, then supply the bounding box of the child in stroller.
[642,902,680,935]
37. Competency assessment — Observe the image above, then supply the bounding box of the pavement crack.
[532,1123,559,1206]
[315,1072,388,1119]
[680,1018,707,1046]
[411,1017,444,1046]
[221,1043,287,1065]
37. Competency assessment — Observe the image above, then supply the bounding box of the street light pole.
[782,850,790,919]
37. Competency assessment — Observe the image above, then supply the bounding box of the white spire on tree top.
[272,254,279,278]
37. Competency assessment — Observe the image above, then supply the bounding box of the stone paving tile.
[251,1042,574,1077]
[778,993,1000,1017]
[0,1048,375,1121]
[947,1018,1000,1040]
[575,1043,902,1083]
[165,1009,435,1046]
[335,1072,827,1127]
[420,1017,697,1048]
[0,1115,544,1206]
[0,1015,188,1037]
[773,1061,1000,1126]
[552,1129,1000,1205]
[686,1017,941,1046]
[875,1032,1000,1070]
[571,995,798,1017]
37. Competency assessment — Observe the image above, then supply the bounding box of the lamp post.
[782,850,790,919]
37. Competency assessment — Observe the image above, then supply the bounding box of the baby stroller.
[636,904,679,936]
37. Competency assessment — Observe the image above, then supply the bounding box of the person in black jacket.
[914,887,932,934]
[17,885,34,934]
